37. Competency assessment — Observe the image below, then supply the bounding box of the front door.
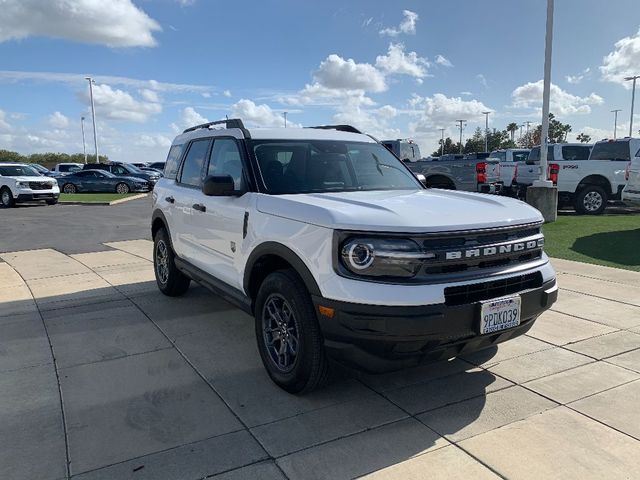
[190,137,251,290]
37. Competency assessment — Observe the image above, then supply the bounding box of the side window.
[164,144,184,180]
[207,138,245,190]
[548,146,554,162]
[179,139,211,187]
[113,166,127,175]
[562,146,590,161]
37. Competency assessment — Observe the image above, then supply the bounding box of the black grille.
[444,272,543,306]
[29,182,52,190]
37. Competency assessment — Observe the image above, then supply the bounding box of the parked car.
[622,147,640,206]
[489,149,530,195]
[514,141,633,214]
[131,162,149,168]
[57,169,152,194]
[26,163,58,177]
[82,162,161,187]
[52,162,83,174]
[407,152,502,193]
[147,161,166,171]
[381,139,422,162]
[140,166,164,176]
[151,118,557,393]
[0,163,60,207]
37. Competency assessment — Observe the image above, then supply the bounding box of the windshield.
[489,151,506,161]
[0,165,40,176]
[590,141,630,161]
[123,164,142,173]
[251,140,423,194]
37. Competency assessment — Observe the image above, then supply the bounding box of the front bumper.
[313,278,557,372]
[16,192,60,202]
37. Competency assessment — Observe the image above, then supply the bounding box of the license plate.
[480,295,521,334]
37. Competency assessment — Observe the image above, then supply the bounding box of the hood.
[256,189,543,233]
[12,176,56,183]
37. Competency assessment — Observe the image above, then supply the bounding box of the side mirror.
[415,173,427,186]
[203,174,235,196]
[525,159,535,165]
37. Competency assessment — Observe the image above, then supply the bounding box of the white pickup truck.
[489,149,530,195]
[622,146,640,206]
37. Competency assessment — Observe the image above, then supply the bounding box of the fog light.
[318,306,335,318]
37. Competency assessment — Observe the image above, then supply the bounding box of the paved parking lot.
[1,203,640,479]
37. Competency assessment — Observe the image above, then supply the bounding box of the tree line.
[432,113,592,156]
[0,150,109,169]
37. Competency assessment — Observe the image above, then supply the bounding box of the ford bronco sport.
[151,119,557,393]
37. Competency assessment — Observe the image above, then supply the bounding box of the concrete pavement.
[1,244,639,479]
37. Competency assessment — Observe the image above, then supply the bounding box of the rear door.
[191,137,252,289]
[171,138,212,262]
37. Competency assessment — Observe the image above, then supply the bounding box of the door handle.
[192,203,206,212]
[165,196,175,204]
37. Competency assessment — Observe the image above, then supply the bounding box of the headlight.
[340,237,434,278]
[15,181,29,188]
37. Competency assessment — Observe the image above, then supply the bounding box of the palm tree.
[506,122,519,142]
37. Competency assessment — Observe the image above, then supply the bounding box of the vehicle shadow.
[570,228,640,267]
[0,275,500,479]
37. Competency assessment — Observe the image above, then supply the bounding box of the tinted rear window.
[590,141,630,161]
[562,146,591,160]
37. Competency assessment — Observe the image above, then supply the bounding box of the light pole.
[525,121,532,137]
[85,77,99,163]
[536,0,554,186]
[283,111,288,128]
[482,111,491,152]
[625,76,639,137]
[455,120,466,153]
[80,116,87,163]
[519,124,524,140]
[611,109,622,139]
[439,128,445,156]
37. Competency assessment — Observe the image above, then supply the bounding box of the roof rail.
[183,118,246,134]
[307,124,363,134]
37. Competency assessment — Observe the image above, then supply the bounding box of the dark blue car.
[57,169,151,194]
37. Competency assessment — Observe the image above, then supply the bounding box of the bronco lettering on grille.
[444,238,544,261]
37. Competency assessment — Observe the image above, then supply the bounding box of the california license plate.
[480,295,521,334]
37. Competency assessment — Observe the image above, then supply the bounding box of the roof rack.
[183,118,246,134]
[307,124,363,134]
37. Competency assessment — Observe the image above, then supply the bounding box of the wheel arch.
[244,242,322,312]
[576,175,612,195]
[424,174,456,189]
[151,209,172,247]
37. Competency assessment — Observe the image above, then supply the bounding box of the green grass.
[543,214,640,271]
[59,193,140,203]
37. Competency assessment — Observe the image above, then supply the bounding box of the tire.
[116,182,130,194]
[0,187,15,208]
[62,183,77,194]
[575,185,607,215]
[46,199,58,206]
[255,269,328,394]
[153,227,191,296]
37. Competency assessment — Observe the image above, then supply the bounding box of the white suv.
[151,119,557,393]
[0,163,60,207]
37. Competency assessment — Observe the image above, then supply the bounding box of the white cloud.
[314,54,386,93]
[511,80,604,115]
[566,67,591,84]
[332,103,401,140]
[601,28,640,87]
[0,70,214,95]
[409,93,492,132]
[231,99,300,128]
[379,10,418,37]
[134,134,172,148]
[86,84,163,122]
[460,91,473,96]
[180,107,208,128]
[435,55,453,67]
[476,74,488,88]
[223,90,232,97]
[0,109,12,131]
[280,83,375,108]
[0,0,161,47]
[48,111,69,129]
[140,89,160,103]
[375,43,429,78]
[566,126,611,143]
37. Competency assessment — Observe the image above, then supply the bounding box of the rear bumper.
[477,182,503,194]
[622,188,640,206]
[16,192,59,202]
[313,278,557,373]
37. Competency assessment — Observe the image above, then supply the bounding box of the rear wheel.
[575,185,607,215]
[115,182,130,194]
[0,187,15,208]
[255,269,328,393]
[153,227,191,296]
[62,183,77,194]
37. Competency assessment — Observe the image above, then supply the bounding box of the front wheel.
[1,187,15,208]
[62,183,77,194]
[115,182,130,194]
[575,185,607,215]
[255,269,328,394]
[153,227,191,296]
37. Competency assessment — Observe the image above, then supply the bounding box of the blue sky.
[1,0,640,162]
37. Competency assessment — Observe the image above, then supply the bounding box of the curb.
[59,193,149,206]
